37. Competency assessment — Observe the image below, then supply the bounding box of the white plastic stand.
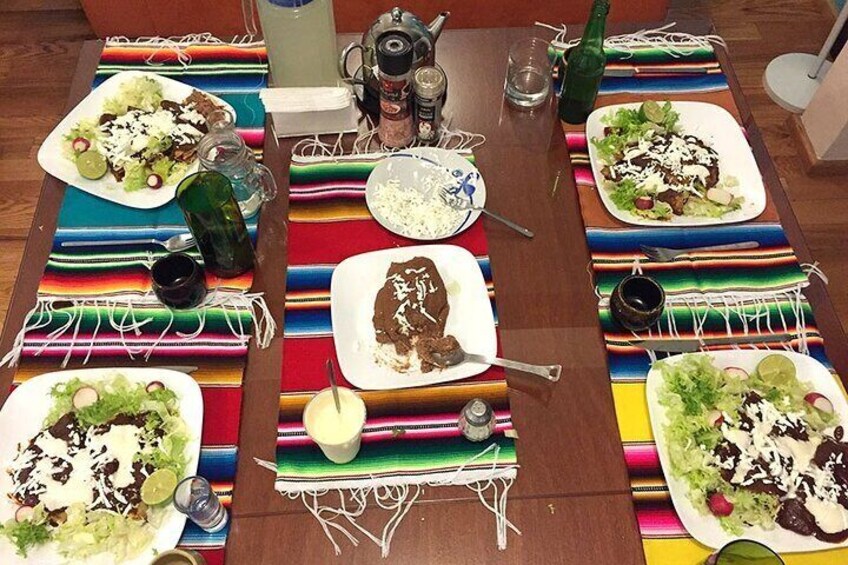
[763,3,848,113]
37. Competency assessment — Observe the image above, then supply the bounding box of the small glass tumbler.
[151,253,207,310]
[173,476,229,533]
[504,38,553,109]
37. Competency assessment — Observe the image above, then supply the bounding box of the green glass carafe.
[176,171,255,279]
[558,0,610,124]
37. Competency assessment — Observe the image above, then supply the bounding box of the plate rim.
[37,70,237,210]
[586,100,767,228]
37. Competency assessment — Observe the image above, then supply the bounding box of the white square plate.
[0,368,203,564]
[586,101,767,227]
[331,245,497,390]
[646,350,848,553]
[37,71,236,210]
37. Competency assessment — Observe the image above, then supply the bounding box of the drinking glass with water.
[504,38,552,109]
[173,476,229,533]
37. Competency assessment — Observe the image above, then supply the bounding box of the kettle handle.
[339,42,367,85]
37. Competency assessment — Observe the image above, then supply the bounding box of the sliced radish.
[146,381,166,393]
[706,187,733,206]
[706,409,724,427]
[146,174,163,189]
[707,492,734,517]
[724,367,749,381]
[72,386,99,410]
[14,505,34,523]
[72,137,90,153]
[805,392,834,414]
[634,196,654,210]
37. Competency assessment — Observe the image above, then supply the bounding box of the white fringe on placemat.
[265,443,520,557]
[291,121,486,160]
[537,21,726,56]
[104,34,265,70]
[0,291,275,368]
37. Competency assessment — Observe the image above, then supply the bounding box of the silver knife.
[630,334,789,353]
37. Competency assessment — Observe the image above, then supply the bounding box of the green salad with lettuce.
[592,101,743,221]
[1,375,191,560]
[657,354,841,537]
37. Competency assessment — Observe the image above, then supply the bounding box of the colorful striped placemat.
[2,39,271,565]
[275,152,519,556]
[556,36,848,564]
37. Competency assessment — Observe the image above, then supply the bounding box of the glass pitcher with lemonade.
[257,0,340,87]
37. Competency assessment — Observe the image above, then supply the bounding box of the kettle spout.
[427,11,450,41]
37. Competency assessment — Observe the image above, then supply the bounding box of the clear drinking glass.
[504,38,553,109]
[196,109,277,219]
[173,476,229,533]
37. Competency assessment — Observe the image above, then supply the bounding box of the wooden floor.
[0,0,845,336]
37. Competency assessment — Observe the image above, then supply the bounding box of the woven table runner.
[2,39,271,564]
[275,151,518,556]
[555,34,848,564]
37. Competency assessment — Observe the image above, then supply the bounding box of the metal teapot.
[339,7,449,112]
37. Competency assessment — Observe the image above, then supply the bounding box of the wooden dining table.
[2,22,847,565]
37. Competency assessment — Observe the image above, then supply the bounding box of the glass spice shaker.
[458,399,496,442]
[377,31,415,148]
[413,65,446,143]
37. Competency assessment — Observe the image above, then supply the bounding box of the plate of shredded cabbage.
[0,368,202,564]
[646,351,848,552]
[37,71,236,209]
[586,101,766,227]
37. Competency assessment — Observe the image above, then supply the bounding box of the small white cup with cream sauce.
[303,387,367,464]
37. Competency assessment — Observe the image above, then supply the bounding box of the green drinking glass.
[176,171,255,279]
[705,540,784,565]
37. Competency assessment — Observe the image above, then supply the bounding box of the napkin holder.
[260,87,360,139]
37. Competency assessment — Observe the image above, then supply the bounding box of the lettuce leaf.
[102,76,163,116]
[52,505,154,561]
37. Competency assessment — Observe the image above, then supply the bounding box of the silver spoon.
[430,345,561,382]
[61,232,196,252]
[325,358,342,413]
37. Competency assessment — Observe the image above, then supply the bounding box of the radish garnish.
[634,196,654,210]
[14,505,34,523]
[146,174,163,189]
[72,386,99,410]
[724,367,749,380]
[706,409,724,427]
[146,381,166,393]
[805,392,834,414]
[707,492,734,517]
[71,137,90,153]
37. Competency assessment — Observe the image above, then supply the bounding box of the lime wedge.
[756,354,796,385]
[76,150,108,180]
[141,469,178,506]
[640,100,665,124]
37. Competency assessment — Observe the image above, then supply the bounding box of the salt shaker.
[413,65,446,143]
[458,399,496,442]
[377,31,415,148]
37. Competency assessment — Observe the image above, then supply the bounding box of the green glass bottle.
[558,0,610,124]
[176,171,255,279]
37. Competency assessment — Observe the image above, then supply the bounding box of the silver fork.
[640,241,760,262]
[439,188,534,238]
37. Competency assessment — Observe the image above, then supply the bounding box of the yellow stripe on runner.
[612,381,654,442]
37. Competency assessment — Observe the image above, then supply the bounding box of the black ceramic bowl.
[151,253,207,310]
[609,274,665,332]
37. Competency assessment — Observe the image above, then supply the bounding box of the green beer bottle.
[558,0,610,124]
